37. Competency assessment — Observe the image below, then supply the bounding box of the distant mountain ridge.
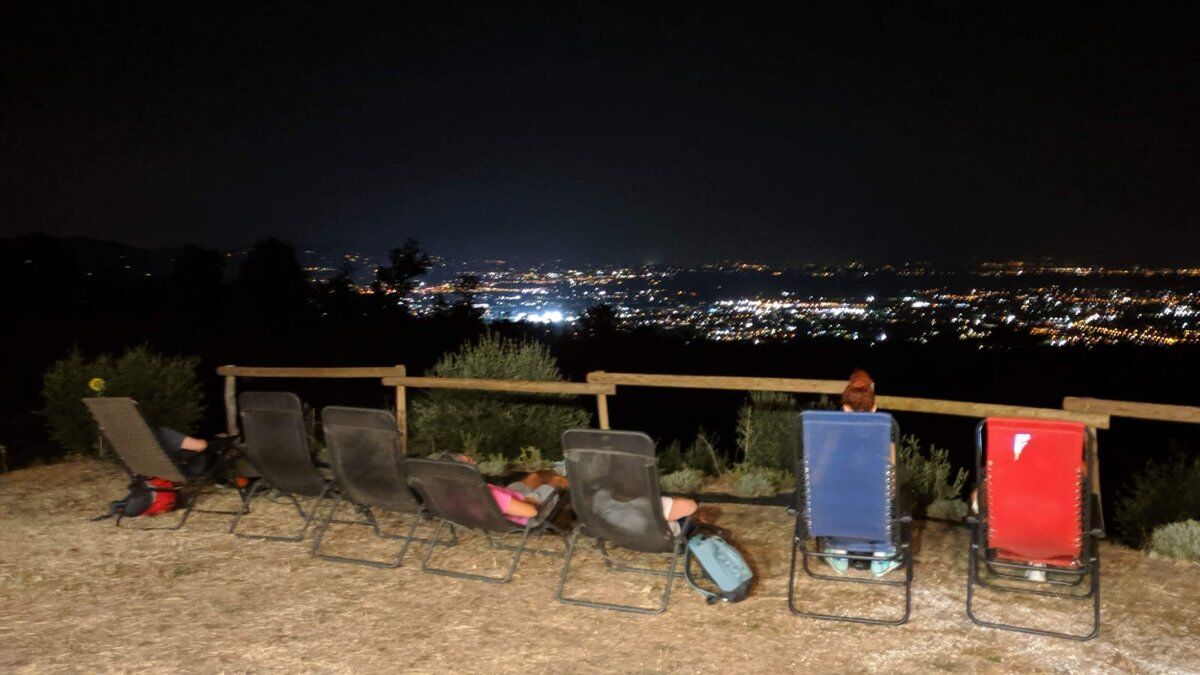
[0,235,182,277]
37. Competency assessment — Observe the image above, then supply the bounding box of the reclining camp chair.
[967,418,1102,641]
[556,429,689,614]
[229,391,333,542]
[309,406,431,568]
[83,397,241,529]
[405,457,566,584]
[788,410,913,625]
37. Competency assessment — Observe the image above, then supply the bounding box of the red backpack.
[107,477,179,518]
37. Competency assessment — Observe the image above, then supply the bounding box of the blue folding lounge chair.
[788,410,913,625]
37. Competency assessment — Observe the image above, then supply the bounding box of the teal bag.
[684,533,753,603]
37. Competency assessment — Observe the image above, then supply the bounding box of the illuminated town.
[292,252,1200,349]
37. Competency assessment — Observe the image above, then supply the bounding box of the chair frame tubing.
[787,516,913,625]
[418,519,564,584]
[309,492,435,568]
[556,529,688,615]
[229,480,332,542]
[965,421,1102,641]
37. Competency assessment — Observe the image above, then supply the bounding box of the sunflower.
[87,377,107,394]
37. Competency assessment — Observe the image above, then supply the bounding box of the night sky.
[3,3,1197,265]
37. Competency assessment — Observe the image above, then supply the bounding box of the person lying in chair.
[154,428,237,479]
[447,453,698,528]
[823,369,901,577]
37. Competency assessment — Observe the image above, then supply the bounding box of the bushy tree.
[375,238,431,299]
[42,345,204,456]
[410,333,591,459]
[1116,453,1200,545]
[895,434,968,517]
[737,390,799,470]
[235,237,310,319]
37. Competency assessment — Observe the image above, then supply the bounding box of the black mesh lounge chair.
[405,458,565,584]
[555,429,688,614]
[562,428,655,458]
[83,397,241,530]
[229,391,333,542]
[309,406,432,568]
[788,411,913,625]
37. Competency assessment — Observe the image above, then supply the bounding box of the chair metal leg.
[966,533,1100,641]
[419,519,530,584]
[230,482,330,542]
[310,496,433,568]
[787,533,912,625]
[556,531,682,614]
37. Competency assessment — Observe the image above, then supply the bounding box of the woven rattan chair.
[83,397,240,530]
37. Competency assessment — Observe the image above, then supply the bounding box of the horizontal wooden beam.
[1064,397,1200,425]
[586,370,1108,428]
[587,371,845,394]
[381,376,615,396]
[877,395,1110,429]
[217,365,406,378]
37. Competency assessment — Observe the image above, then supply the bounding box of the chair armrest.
[1089,527,1106,539]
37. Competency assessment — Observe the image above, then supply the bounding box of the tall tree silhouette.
[170,244,225,312]
[375,238,431,304]
[579,302,618,337]
[235,237,311,321]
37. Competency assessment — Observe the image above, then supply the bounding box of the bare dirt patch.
[1,458,1197,673]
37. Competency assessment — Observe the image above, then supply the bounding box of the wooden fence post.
[223,369,238,437]
[596,393,610,430]
[395,364,408,454]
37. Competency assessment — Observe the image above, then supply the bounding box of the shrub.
[476,453,510,476]
[658,439,685,474]
[1150,520,1200,562]
[732,463,793,497]
[42,345,204,456]
[661,467,705,494]
[410,333,591,459]
[737,390,798,471]
[512,446,553,472]
[684,427,725,476]
[896,434,967,517]
[1115,454,1200,544]
[927,498,969,522]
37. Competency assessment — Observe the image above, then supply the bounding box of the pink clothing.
[489,484,531,525]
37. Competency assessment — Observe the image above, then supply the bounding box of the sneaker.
[824,549,849,574]
[870,550,902,577]
[1026,563,1047,583]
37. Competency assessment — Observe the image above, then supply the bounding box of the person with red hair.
[822,369,901,576]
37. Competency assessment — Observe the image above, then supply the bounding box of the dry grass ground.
[1,457,1198,673]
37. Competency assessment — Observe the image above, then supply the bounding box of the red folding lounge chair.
[966,418,1103,640]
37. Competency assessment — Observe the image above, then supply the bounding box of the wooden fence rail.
[217,365,407,450]
[1063,397,1200,425]
[587,370,1111,429]
[379,376,615,445]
